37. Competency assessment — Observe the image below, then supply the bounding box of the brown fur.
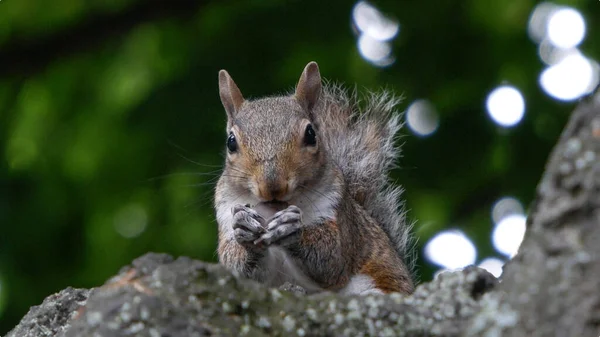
[280,184,414,293]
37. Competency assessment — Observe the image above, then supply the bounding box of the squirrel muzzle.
[256,177,289,201]
[253,161,292,201]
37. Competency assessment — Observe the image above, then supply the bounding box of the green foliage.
[0,0,598,333]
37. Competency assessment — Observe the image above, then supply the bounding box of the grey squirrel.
[214,61,414,295]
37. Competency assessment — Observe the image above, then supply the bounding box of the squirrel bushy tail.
[314,83,415,271]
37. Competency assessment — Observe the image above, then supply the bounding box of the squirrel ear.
[218,70,245,120]
[295,61,322,111]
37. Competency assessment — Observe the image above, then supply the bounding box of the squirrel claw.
[257,205,303,245]
[232,204,266,230]
[255,222,301,246]
[232,204,267,246]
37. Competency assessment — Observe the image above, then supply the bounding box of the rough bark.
[6,253,497,337]
[5,288,90,337]
[466,94,600,337]
[5,93,600,337]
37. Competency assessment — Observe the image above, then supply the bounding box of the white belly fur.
[339,274,384,295]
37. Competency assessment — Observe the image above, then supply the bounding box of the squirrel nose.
[258,180,289,201]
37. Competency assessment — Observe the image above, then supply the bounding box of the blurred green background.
[1,0,598,333]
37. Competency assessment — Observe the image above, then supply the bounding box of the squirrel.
[214,61,414,295]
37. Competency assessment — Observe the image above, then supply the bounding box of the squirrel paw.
[255,205,303,246]
[232,204,267,248]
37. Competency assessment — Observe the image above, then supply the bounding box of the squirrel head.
[217,62,327,202]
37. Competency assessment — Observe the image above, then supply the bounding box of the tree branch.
[8,254,498,337]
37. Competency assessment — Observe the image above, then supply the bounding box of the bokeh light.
[114,203,148,238]
[353,1,399,41]
[528,3,560,43]
[491,196,524,225]
[406,99,439,137]
[478,257,505,278]
[486,86,525,127]
[424,230,477,269]
[547,8,585,49]
[492,214,527,257]
[528,4,598,102]
[539,52,599,101]
[352,1,399,67]
[358,34,392,64]
[538,39,572,66]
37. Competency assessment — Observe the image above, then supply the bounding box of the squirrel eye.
[227,132,238,153]
[304,124,317,146]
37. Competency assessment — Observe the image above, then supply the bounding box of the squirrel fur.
[214,61,414,295]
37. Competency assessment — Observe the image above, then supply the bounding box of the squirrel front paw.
[255,205,303,246]
[232,204,267,250]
